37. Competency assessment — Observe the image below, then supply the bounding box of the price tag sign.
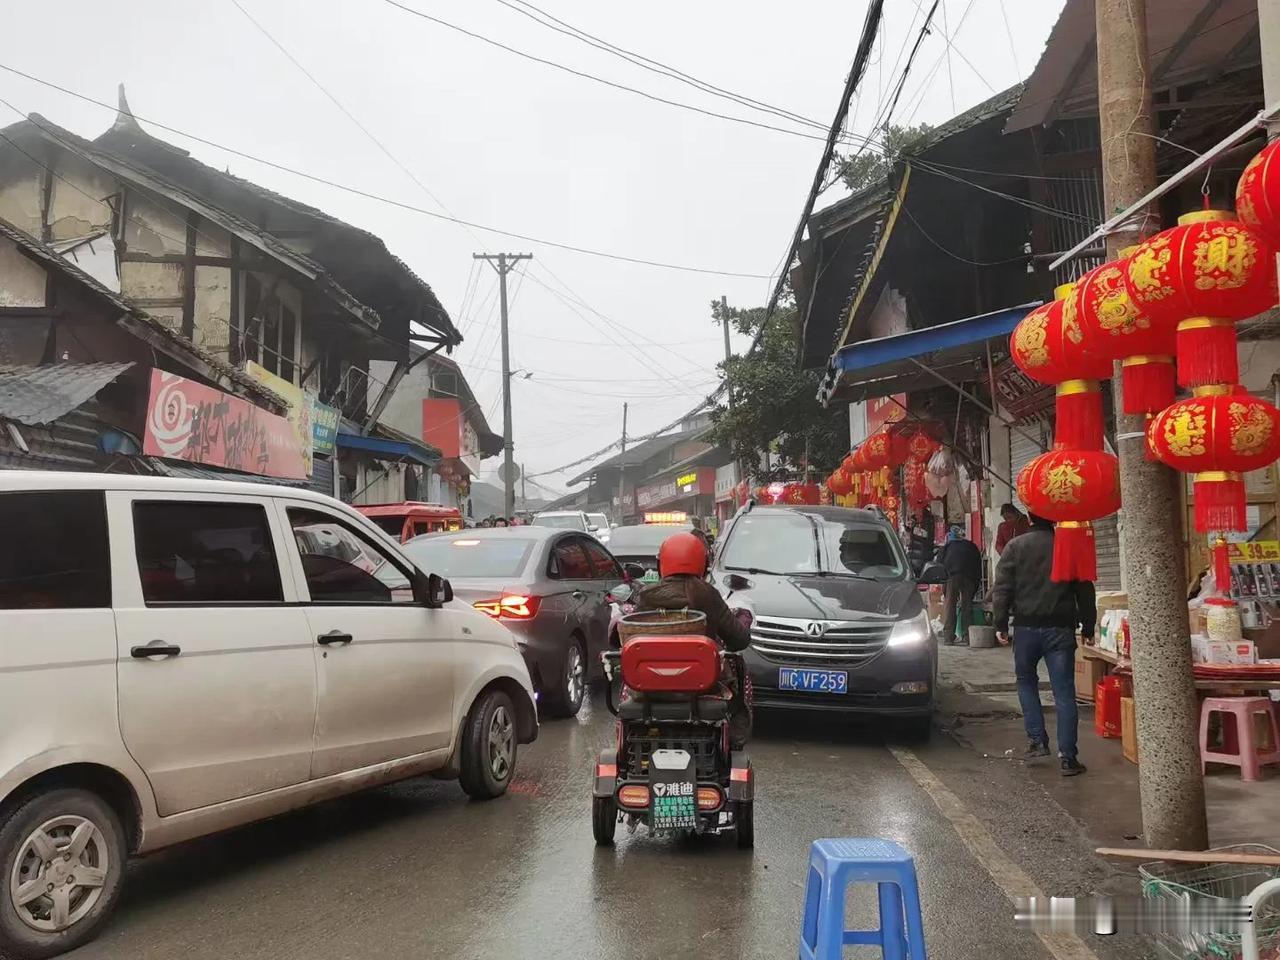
[1227,541,1280,564]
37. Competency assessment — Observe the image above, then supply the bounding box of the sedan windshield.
[403,535,537,579]
[719,512,905,580]
[532,514,586,531]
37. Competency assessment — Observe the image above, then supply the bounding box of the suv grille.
[750,615,893,666]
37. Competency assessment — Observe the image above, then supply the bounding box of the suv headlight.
[888,610,931,648]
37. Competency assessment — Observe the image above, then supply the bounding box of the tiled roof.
[0,362,134,425]
[13,114,380,330]
[0,217,286,409]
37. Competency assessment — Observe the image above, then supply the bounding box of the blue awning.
[336,431,439,468]
[820,302,1041,405]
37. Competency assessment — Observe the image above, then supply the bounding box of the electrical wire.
[492,0,834,136]
[380,0,868,147]
[0,62,775,279]
[900,205,1027,266]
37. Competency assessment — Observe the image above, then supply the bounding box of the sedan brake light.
[473,594,542,620]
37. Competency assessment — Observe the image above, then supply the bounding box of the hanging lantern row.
[1010,283,1119,580]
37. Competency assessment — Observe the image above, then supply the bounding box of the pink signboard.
[143,369,307,480]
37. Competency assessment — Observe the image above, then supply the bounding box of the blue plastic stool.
[798,838,927,960]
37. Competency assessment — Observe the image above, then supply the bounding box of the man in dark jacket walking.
[992,514,1095,776]
[936,525,982,645]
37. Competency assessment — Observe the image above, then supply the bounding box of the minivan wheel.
[460,689,518,800]
[543,640,586,718]
[0,789,126,960]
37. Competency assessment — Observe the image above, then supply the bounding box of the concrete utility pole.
[521,463,527,512]
[617,402,629,523]
[474,252,532,518]
[1095,0,1207,849]
[720,294,745,491]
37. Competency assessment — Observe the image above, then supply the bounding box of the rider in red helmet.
[635,531,752,745]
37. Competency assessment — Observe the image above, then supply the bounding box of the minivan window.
[0,491,111,609]
[820,520,906,579]
[133,501,283,604]
[719,512,819,575]
[370,515,407,538]
[289,509,414,603]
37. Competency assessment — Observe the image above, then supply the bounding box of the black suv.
[711,503,940,736]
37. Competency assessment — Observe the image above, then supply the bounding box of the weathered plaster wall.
[0,164,42,235]
[0,238,47,307]
[123,193,186,257]
[46,154,115,241]
[193,264,232,356]
[119,260,181,301]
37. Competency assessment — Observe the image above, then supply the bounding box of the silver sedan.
[403,527,637,717]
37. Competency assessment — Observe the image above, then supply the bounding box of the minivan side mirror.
[608,582,633,604]
[918,562,948,585]
[622,562,646,581]
[420,572,453,608]
[588,524,599,533]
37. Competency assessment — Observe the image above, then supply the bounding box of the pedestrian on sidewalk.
[994,503,1030,555]
[936,524,981,646]
[992,514,1095,776]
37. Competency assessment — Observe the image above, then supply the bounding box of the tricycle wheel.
[592,796,617,846]
[735,800,754,850]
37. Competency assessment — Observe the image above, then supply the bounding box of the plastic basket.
[616,609,707,644]
[1140,845,1280,959]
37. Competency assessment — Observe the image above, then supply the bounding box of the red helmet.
[658,532,707,577]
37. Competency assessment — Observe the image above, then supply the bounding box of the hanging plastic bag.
[925,446,956,498]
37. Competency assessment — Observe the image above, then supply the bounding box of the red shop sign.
[143,369,307,480]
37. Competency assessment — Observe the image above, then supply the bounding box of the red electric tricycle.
[593,610,755,849]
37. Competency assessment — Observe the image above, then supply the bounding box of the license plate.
[778,668,848,693]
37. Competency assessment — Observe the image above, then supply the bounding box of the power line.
[876,1,941,132]
[900,205,1027,266]
[492,0,834,136]
[379,0,869,148]
[0,62,775,279]
[230,0,456,221]
[767,0,886,319]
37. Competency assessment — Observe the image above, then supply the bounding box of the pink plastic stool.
[1199,697,1280,781]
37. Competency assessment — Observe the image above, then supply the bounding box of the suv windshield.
[532,514,586,531]
[720,511,905,580]
[587,513,609,530]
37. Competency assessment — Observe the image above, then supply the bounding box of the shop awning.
[337,430,440,468]
[819,302,1041,405]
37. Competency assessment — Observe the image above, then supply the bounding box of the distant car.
[586,512,612,544]
[531,510,592,534]
[604,522,695,583]
[355,501,462,542]
[403,527,629,718]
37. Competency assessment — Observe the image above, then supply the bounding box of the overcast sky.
[3,0,1063,492]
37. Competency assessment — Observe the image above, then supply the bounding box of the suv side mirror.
[588,524,599,533]
[608,583,633,604]
[622,562,646,581]
[918,561,948,585]
[724,572,752,591]
[421,572,453,608]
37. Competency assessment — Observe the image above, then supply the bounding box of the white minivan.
[0,471,538,959]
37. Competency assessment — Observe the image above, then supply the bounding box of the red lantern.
[1017,449,1121,581]
[1147,387,1280,532]
[1236,141,1280,249]
[780,482,820,505]
[1011,284,1113,450]
[1073,256,1177,414]
[753,485,774,505]
[858,429,893,471]
[1125,211,1277,386]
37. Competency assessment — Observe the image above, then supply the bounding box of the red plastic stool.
[1199,697,1280,781]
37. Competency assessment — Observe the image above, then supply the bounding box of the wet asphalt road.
[67,691,1149,960]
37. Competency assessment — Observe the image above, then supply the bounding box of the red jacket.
[995,516,1030,554]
